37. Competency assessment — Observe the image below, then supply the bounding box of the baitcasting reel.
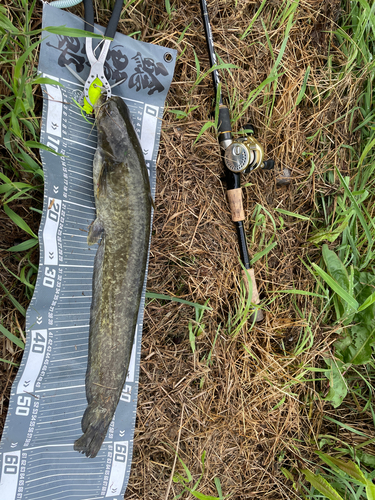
[223,125,274,174]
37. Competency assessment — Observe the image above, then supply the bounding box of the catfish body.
[74,96,151,458]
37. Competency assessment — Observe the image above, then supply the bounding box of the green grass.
[306,0,375,411]
[283,0,375,495]
[171,449,225,500]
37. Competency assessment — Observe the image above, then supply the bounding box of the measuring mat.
[0,5,176,499]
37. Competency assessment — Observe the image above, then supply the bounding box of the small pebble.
[276,168,291,186]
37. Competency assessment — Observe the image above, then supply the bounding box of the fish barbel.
[74,95,152,458]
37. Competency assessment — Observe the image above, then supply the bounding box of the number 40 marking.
[32,331,46,354]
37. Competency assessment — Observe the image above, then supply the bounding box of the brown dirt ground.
[1,0,375,499]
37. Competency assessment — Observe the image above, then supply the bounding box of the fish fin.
[88,218,104,246]
[74,404,110,458]
[74,426,106,459]
[97,160,110,198]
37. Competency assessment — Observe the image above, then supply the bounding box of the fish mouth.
[94,93,111,117]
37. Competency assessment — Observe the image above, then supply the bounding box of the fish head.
[94,96,132,160]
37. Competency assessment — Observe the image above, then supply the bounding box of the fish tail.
[74,404,110,458]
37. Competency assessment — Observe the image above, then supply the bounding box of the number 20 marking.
[48,200,60,222]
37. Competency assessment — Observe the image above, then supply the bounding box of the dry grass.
[1,0,374,498]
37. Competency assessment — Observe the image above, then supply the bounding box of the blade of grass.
[0,323,25,350]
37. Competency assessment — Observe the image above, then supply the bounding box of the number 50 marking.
[15,395,31,416]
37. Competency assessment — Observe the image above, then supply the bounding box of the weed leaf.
[322,245,349,292]
[366,480,375,500]
[13,39,41,83]
[0,282,26,316]
[146,292,211,311]
[189,492,224,500]
[335,166,373,250]
[0,358,19,366]
[0,6,17,31]
[0,323,25,350]
[3,204,37,238]
[356,450,375,468]
[214,477,224,499]
[296,65,311,106]
[338,324,375,365]
[44,26,109,39]
[250,241,277,265]
[177,455,193,482]
[323,358,348,408]
[357,290,375,312]
[24,141,64,156]
[275,208,311,221]
[320,454,367,484]
[33,77,63,87]
[7,239,38,252]
[194,121,216,144]
[301,469,344,500]
[311,262,358,311]
[354,271,375,324]
[324,415,371,437]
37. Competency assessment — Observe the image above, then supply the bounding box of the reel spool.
[224,135,264,173]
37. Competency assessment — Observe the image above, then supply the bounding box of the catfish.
[74,95,152,458]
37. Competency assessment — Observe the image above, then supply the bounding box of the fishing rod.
[199,0,274,322]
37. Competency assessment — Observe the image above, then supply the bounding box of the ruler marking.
[35,424,82,436]
[69,178,93,189]
[49,355,87,363]
[66,158,94,169]
[58,265,93,268]
[37,493,104,500]
[67,120,96,134]
[63,270,93,274]
[67,152,94,163]
[62,235,89,241]
[39,396,87,407]
[64,138,96,151]
[65,213,94,222]
[69,171,93,181]
[65,200,95,210]
[35,384,85,393]
[26,444,83,451]
[60,77,83,87]
[70,180,93,191]
[39,407,86,418]
[28,466,97,477]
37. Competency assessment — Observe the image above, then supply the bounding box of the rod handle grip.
[227,188,245,222]
[241,268,264,322]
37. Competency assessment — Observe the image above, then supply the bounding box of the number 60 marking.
[4,454,19,474]
[114,443,127,463]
